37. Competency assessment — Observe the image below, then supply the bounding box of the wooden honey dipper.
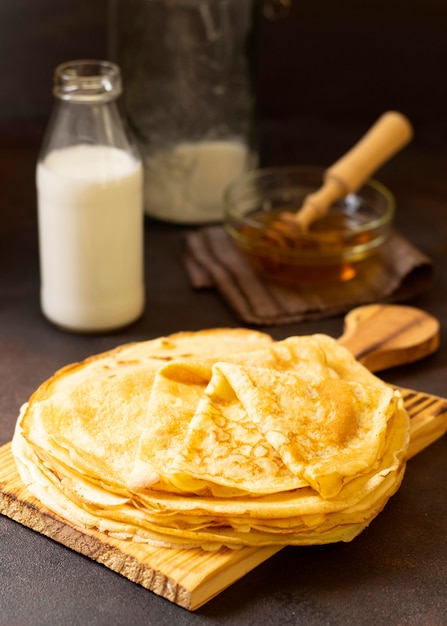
[269,111,414,244]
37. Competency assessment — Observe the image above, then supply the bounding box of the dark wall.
[258,0,447,124]
[1,0,445,139]
[0,0,109,119]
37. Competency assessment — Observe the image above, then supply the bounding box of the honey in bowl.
[224,166,395,286]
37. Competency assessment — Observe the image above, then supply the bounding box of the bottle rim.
[53,59,122,102]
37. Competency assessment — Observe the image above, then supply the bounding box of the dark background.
[1,4,447,624]
[1,0,447,152]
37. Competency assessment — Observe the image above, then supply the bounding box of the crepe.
[12,328,410,550]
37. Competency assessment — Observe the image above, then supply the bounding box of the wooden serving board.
[0,305,446,610]
[1,388,447,610]
[0,442,281,610]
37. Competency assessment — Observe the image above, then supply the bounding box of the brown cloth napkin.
[183,227,434,325]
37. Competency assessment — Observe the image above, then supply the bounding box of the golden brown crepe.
[12,328,410,550]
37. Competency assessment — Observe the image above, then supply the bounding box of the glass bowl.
[224,165,395,285]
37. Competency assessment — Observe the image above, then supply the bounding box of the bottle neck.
[38,60,140,162]
[53,60,122,103]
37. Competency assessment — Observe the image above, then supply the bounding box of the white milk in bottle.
[36,60,145,333]
[37,144,144,332]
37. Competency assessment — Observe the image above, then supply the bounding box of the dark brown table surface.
[1,117,446,625]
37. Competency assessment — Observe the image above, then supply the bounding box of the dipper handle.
[326,110,413,193]
[294,111,413,230]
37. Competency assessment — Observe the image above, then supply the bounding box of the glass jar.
[110,0,258,224]
[36,59,145,333]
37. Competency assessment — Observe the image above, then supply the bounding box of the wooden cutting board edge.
[0,442,283,611]
[1,385,447,611]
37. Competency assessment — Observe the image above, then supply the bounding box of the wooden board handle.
[338,303,440,372]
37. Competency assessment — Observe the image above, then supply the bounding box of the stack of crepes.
[12,328,410,551]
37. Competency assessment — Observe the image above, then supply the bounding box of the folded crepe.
[12,328,410,550]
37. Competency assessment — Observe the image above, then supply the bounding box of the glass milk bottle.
[36,60,145,333]
[110,0,258,224]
